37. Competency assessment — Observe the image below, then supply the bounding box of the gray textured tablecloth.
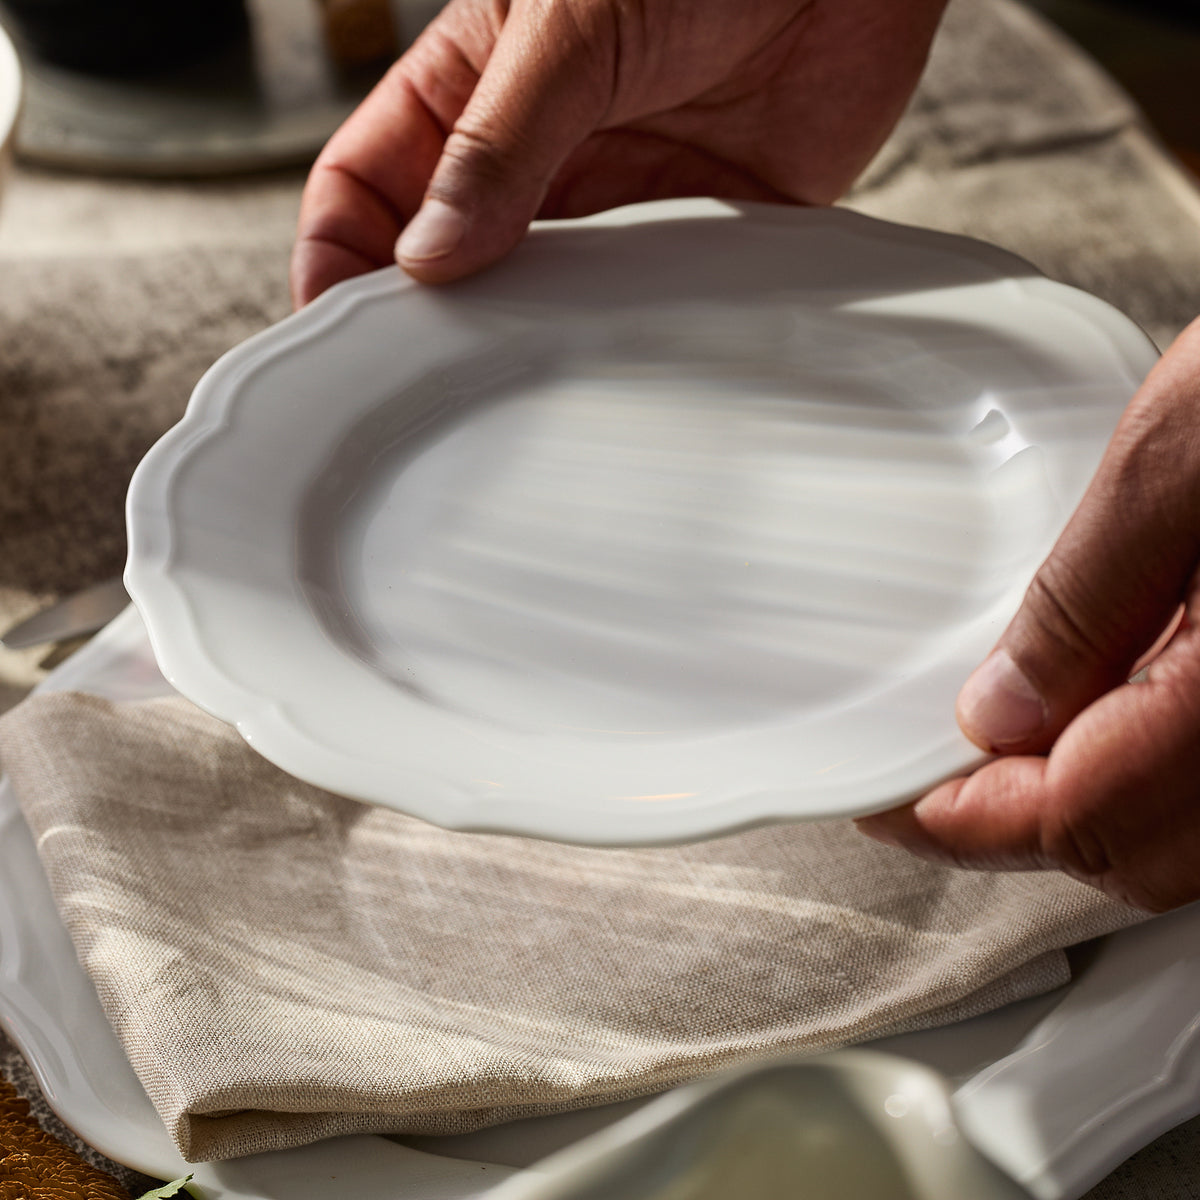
[0,0,1199,1193]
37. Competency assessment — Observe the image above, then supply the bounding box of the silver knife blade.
[0,576,130,649]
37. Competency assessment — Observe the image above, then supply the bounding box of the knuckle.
[1145,642,1200,726]
[1102,874,1185,915]
[1020,563,1113,672]
[1107,404,1196,522]
[1039,803,1114,885]
[1041,788,1200,913]
[440,123,533,184]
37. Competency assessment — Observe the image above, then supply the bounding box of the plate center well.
[299,339,1027,738]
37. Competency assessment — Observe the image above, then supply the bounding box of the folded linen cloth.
[0,691,1144,1163]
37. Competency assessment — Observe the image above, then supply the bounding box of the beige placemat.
[0,691,1143,1162]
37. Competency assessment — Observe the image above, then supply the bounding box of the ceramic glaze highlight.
[126,199,1157,842]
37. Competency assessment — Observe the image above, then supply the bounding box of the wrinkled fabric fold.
[0,693,1143,1162]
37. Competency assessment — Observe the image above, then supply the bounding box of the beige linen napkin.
[0,691,1144,1163]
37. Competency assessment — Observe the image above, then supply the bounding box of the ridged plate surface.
[126,199,1157,842]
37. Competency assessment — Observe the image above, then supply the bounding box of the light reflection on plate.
[125,199,1157,843]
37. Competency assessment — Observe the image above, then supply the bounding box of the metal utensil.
[0,576,130,649]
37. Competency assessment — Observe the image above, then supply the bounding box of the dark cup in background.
[0,0,248,75]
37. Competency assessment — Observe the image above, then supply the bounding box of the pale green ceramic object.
[483,1052,1031,1200]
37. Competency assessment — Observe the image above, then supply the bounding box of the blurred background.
[1026,0,1200,178]
[0,0,1195,179]
[0,0,430,177]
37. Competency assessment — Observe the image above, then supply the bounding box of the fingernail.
[396,199,467,264]
[957,650,1047,749]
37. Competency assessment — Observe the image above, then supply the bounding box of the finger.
[856,759,1054,873]
[290,16,475,306]
[291,140,417,307]
[537,129,795,219]
[860,606,1200,911]
[955,320,1200,754]
[396,0,615,282]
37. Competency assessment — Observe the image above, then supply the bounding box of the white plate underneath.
[125,199,1159,843]
[5,606,1200,1200]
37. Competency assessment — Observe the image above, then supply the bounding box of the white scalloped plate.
[5,606,1200,1200]
[126,200,1157,843]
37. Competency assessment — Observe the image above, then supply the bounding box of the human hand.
[290,0,947,304]
[858,319,1200,913]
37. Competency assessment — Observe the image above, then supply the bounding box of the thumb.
[957,323,1200,754]
[395,0,614,283]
